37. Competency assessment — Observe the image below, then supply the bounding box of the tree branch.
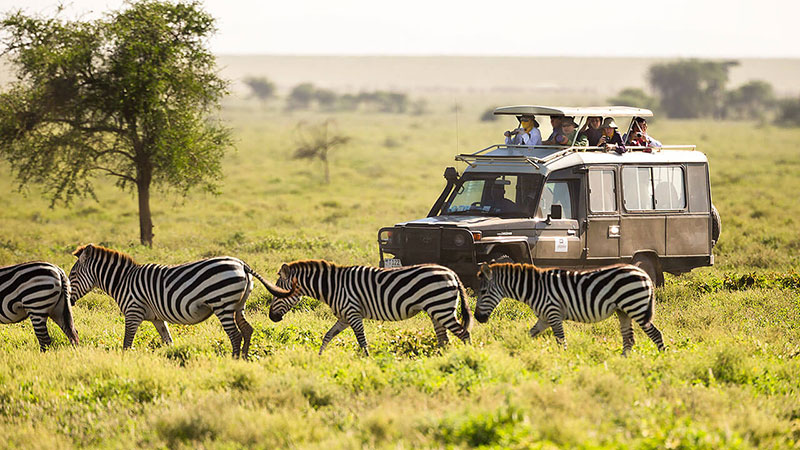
[89,165,137,183]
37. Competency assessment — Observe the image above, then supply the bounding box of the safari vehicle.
[377,105,720,288]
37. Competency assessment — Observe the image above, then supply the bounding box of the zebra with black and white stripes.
[1,262,79,351]
[268,260,472,356]
[69,244,296,358]
[475,263,664,355]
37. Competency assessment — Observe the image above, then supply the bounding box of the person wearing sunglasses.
[504,115,542,146]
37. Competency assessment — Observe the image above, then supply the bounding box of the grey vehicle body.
[378,105,718,288]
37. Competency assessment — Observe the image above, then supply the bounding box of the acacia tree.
[648,59,738,119]
[293,120,350,184]
[0,0,232,246]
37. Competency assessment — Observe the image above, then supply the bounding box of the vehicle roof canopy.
[494,105,653,118]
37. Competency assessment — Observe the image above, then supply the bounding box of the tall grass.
[1,100,799,448]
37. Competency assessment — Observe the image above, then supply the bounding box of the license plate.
[384,258,402,268]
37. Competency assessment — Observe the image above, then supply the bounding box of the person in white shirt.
[504,115,542,146]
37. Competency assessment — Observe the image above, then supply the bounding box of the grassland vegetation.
[0,96,798,447]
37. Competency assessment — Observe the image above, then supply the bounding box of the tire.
[711,203,721,248]
[488,251,513,264]
[633,253,664,287]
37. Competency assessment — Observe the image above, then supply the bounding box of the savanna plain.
[1,92,799,448]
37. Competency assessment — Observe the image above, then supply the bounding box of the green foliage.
[777,96,800,127]
[649,59,738,118]
[724,80,775,120]
[287,82,316,110]
[243,76,276,102]
[0,0,232,246]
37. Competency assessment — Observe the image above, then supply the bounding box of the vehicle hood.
[396,215,538,232]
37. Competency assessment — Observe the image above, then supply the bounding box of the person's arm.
[647,135,662,147]
[529,128,542,146]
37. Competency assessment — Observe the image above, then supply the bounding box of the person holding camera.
[556,118,589,147]
[599,117,626,154]
[625,116,662,150]
[504,115,542,146]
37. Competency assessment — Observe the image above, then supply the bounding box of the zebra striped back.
[0,262,79,349]
[269,260,471,355]
[475,263,663,354]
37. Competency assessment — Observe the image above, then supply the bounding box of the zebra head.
[268,263,303,322]
[474,263,504,323]
[69,244,99,302]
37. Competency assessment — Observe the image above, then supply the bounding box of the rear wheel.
[632,253,664,287]
[488,251,513,264]
[711,203,721,248]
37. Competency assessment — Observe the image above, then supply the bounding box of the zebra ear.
[479,263,492,279]
[72,244,93,258]
[279,263,290,278]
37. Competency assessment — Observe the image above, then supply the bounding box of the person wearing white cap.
[599,117,626,154]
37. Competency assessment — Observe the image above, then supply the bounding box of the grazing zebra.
[69,244,296,358]
[268,260,472,356]
[475,263,664,355]
[0,262,79,351]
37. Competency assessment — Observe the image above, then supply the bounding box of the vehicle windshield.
[441,173,544,218]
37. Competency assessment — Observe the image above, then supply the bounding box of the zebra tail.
[59,268,79,345]
[643,272,656,325]
[244,264,298,299]
[457,276,473,332]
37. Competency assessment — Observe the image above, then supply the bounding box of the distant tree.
[314,88,338,110]
[607,88,660,114]
[776,97,800,127]
[410,99,428,116]
[243,76,276,103]
[0,1,232,246]
[649,59,738,118]
[337,93,361,111]
[480,107,499,122]
[293,120,350,184]
[288,82,316,110]
[724,80,775,120]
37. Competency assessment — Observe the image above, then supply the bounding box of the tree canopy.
[649,59,738,119]
[0,0,232,246]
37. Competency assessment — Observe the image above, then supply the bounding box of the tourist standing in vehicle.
[579,116,604,146]
[599,117,626,154]
[556,118,589,146]
[542,115,565,145]
[625,116,662,149]
[504,115,542,146]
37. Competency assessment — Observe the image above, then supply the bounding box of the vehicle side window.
[622,167,653,210]
[538,181,575,219]
[589,169,616,212]
[622,166,685,211]
[653,167,685,210]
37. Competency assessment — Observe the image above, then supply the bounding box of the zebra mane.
[73,244,138,265]
[489,262,546,274]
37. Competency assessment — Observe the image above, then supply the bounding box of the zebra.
[268,260,472,356]
[474,263,664,355]
[1,262,79,351]
[68,244,296,358]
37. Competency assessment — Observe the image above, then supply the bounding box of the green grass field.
[1,100,799,448]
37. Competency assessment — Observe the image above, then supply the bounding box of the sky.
[1,0,799,58]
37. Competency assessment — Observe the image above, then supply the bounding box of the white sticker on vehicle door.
[555,237,568,253]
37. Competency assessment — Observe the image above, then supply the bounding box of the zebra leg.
[216,310,243,358]
[235,310,254,360]
[29,314,52,352]
[546,313,567,349]
[437,314,471,344]
[639,321,665,352]
[429,316,450,347]
[319,319,348,355]
[152,320,173,346]
[529,317,549,339]
[616,310,635,356]
[123,310,145,350]
[345,310,370,356]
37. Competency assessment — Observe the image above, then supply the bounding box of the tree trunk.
[136,165,154,247]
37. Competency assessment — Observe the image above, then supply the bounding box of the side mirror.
[548,204,563,221]
[444,167,459,182]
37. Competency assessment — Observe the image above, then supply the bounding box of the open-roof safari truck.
[378,105,720,288]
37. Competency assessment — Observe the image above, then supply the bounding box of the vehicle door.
[585,166,620,261]
[534,171,582,266]
[666,163,710,256]
[619,165,674,258]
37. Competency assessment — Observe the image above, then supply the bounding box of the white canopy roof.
[493,105,653,118]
